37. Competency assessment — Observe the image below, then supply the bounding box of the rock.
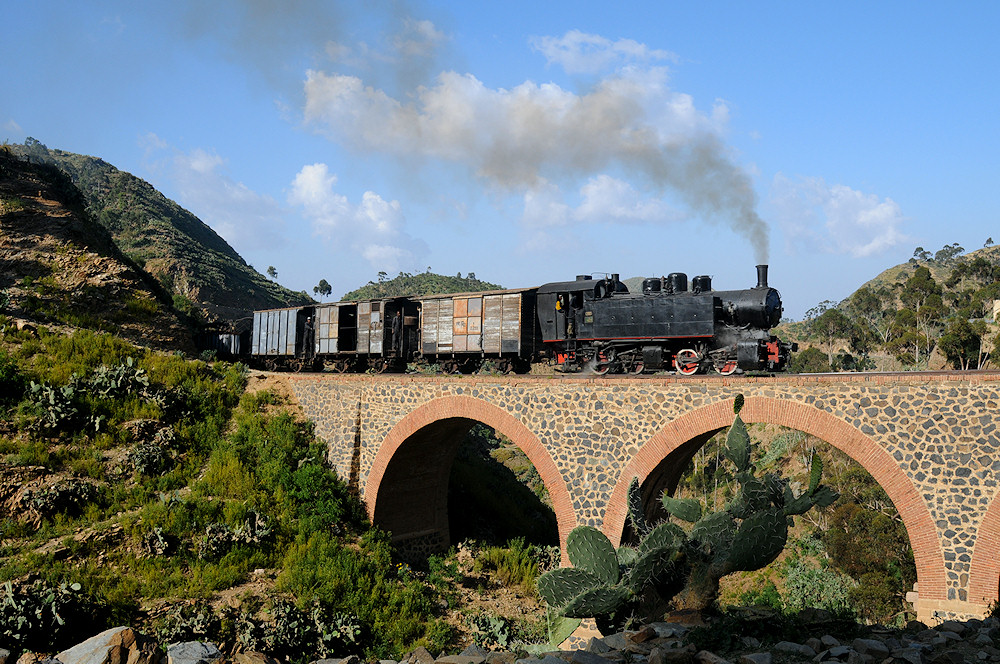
[0,650,10,664]
[568,651,615,664]
[402,648,436,664]
[587,639,612,655]
[601,633,651,654]
[460,647,490,659]
[819,645,852,660]
[936,621,965,635]
[165,642,221,664]
[56,627,159,664]
[805,638,823,653]
[738,655,771,664]
[649,623,689,639]
[439,655,489,664]
[889,648,926,664]
[693,651,731,664]
[232,655,280,664]
[852,638,890,657]
[773,642,816,658]
[926,651,963,664]
[516,657,564,664]
[631,626,658,643]
[485,656,516,664]
[820,636,840,648]
[648,644,697,664]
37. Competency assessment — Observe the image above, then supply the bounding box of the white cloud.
[575,175,682,224]
[771,174,908,257]
[530,30,676,75]
[289,163,427,273]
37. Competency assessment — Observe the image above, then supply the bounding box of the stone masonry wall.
[286,372,1000,623]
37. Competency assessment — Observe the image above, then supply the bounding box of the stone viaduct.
[283,371,1000,624]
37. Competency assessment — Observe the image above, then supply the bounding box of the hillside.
[341,271,503,300]
[778,243,1000,372]
[7,139,310,321]
[0,148,194,352]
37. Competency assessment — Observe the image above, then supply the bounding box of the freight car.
[246,265,795,375]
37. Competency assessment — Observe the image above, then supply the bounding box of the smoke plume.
[303,46,769,262]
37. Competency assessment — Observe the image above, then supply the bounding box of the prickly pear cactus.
[537,393,840,636]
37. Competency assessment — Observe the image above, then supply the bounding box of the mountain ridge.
[7,139,310,321]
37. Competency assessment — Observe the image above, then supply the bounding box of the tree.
[985,237,994,248]
[804,300,837,321]
[811,309,853,367]
[790,347,832,373]
[266,266,277,279]
[934,242,964,264]
[910,246,932,263]
[939,318,988,370]
[313,279,332,301]
[896,267,945,365]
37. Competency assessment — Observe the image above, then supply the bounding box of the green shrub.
[782,556,855,617]
[0,348,24,402]
[473,538,539,595]
[0,580,103,655]
[278,529,448,658]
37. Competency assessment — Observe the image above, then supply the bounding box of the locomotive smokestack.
[756,264,768,289]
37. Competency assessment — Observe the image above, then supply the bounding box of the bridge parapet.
[285,371,1000,624]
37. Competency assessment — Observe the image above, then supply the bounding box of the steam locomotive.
[247,264,795,375]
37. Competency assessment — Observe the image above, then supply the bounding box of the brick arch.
[968,491,1000,606]
[365,395,577,551]
[603,395,947,604]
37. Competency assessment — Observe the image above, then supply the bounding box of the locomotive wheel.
[675,349,700,375]
[716,360,738,375]
[632,362,645,374]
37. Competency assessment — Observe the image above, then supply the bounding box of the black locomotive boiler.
[245,264,795,375]
[538,264,795,375]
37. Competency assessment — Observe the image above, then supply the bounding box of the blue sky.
[3,1,998,319]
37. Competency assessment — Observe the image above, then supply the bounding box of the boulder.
[56,627,159,664]
[737,655,771,664]
[165,642,221,664]
[231,655,279,664]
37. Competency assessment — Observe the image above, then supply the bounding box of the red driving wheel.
[675,349,700,375]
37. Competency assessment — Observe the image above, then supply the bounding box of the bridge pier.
[287,372,1000,624]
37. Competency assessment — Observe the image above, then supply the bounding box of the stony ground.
[11,611,1000,664]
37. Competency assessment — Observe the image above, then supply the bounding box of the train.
[244,264,796,375]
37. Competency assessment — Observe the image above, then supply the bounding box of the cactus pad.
[726,508,788,572]
[626,477,651,537]
[566,526,620,585]
[661,495,703,522]
[689,510,735,554]
[809,454,823,495]
[537,567,604,609]
[562,585,631,619]
[725,415,751,472]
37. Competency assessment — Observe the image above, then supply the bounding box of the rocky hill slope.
[0,147,194,352]
[7,139,309,321]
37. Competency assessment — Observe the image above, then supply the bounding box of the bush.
[0,580,101,655]
[278,529,449,658]
[782,556,855,617]
[473,538,539,595]
[235,599,363,661]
